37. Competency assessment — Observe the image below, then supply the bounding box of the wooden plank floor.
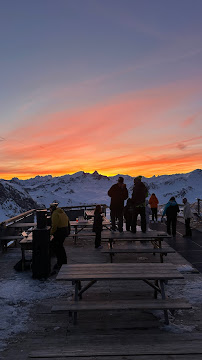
[1,231,202,360]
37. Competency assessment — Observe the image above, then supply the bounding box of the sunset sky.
[0,0,201,180]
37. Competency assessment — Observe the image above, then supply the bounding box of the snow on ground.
[151,273,202,333]
[0,272,73,351]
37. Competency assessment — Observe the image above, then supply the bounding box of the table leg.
[21,248,25,271]
[154,280,158,298]
[108,238,113,249]
[73,225,78,245]
[160,280,169,325]
[73,280,80,325]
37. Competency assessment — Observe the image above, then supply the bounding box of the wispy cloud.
[181,113,199,128]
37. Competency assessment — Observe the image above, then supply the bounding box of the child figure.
[93,205,103,249]
[124,198,133,231]
[145,200,152,231]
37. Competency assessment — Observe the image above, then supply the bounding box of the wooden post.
[197,198,200,216]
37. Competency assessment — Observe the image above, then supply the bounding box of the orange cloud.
[1,80,201,179]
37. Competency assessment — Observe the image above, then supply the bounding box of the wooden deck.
[1,227,202,360]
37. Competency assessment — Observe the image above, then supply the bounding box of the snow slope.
[0,169,201,222]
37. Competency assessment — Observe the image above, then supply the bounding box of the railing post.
[197,198,200,217]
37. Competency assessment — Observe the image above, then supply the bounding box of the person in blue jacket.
[162,196,180,237]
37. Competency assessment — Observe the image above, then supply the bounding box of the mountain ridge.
[0,169,201,222]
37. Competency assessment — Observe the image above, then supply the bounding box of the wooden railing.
[1,209,36,227]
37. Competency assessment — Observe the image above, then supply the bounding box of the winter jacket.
[149,194,159,208]
[51,208,70,235]
[108,183,128,211]
[183,202,192,219]
[132,182,148,207]
[93,212,103,233]
[163,200,180,218]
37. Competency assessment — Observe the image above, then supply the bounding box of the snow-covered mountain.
[0,169,201,222]
[0,179,39,222]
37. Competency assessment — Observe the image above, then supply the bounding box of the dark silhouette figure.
[93,205,103,248]
[182,198,192,237]
[162,196,180,237]
[124,198,133,231]
[108,176,128,232]
[131,176,148,233]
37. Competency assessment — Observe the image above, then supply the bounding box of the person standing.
[50,204,70,270]
[182,198,192,237]
[149,193,159,222]
[162,196,179,237]
[145,200,152,231]
[108,176,128,232]
[131,176,148,233]
[124,198,133,231]
[93,204,103,249]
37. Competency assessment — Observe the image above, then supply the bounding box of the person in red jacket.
[149,193,159,222]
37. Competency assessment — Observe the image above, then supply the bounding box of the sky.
[0,0,201,180]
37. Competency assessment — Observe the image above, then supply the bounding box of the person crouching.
[93,205,103,249]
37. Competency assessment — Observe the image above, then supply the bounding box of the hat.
[134,176,142,183]
[118,176,124,183]
[50,202,58,209]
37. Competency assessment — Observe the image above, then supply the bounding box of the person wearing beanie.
[50,204,70,271]
[108,176,128,232]
[131,176,148,233]
[162,196,180,237]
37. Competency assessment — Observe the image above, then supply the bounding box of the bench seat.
[52,298,191,325]
[101,247,175,263]
[52,298,191,312]
[0,235,24,251]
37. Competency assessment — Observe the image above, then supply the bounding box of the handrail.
[0,209,36,226]
[62,204,108,210]
[0,204,109,226]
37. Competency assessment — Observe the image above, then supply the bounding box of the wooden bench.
[101,246,175,263]
[51,298,191,325]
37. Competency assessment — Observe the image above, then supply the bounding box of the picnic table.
[55,263,191,325]
[70,219,111,243]
[100,230,172,263]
